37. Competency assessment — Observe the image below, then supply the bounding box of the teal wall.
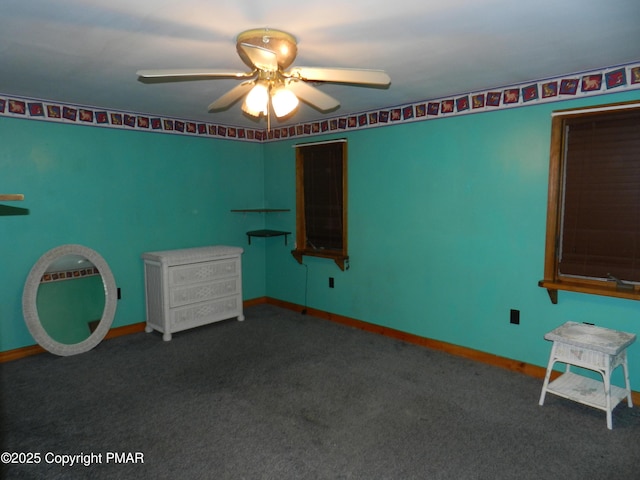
[3,89,640,391]
[0,118,265,351]
[263,90,640,388]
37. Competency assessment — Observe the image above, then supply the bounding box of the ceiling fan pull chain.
[267,94,271,132]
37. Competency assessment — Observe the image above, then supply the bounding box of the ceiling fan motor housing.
[236,28,298,70]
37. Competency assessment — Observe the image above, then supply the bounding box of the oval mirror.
[22,244,117,356]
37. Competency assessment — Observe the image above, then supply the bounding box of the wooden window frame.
[539,100,640,304]
[291,140,349,271]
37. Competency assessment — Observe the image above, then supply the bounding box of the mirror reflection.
[36,255,106,345]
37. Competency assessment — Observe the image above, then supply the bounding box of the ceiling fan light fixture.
[137,27,391,124]
[242,83,269,117]
[271,87,299,118]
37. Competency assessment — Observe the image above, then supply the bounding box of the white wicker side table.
[539,321,635,429]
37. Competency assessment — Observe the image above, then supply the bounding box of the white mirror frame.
[22,244,117,356]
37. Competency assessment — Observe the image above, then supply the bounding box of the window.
[539,101,640,303]
[291,140,348,270]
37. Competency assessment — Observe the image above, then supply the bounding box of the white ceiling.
[1,0,639,129]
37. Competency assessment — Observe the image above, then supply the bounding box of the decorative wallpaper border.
[40,266,100,284]
[1,62,639,142]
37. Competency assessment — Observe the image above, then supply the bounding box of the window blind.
[559,109,640,282]
[299,142,344,250]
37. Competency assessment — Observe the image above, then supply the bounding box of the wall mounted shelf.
[246,229,291,245]
[0,194,27,216]
[0,194,24,201]
[231,208,291,245]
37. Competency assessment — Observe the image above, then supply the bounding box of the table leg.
[622,352,633,407]
[603,355,613,430]
[539,343,557,406]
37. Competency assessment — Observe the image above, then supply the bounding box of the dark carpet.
[2,304,639,479]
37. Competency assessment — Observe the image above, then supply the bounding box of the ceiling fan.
[136,28,391,126]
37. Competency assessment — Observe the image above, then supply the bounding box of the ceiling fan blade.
[289,67,391,86]
[136,69,254,81]
[238,43,278,72]
[285,80,340,112]
[208,81,255,112]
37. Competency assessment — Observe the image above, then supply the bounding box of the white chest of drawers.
[142,246,244,341]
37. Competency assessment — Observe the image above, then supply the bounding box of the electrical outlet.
[329,277,334,288]
[510,309,520,325]
[117,287,121,300]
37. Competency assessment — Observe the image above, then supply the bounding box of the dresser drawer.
[169,277,240,308]
[555,342,606,369]
[170,296,241,332]
[169,259,239,286]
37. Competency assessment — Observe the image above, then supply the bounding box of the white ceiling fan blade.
[238,43,279,72]
[289,67,391,86]
[208,81,255,112]
[285,80,340,112]
[136,68,254,80]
